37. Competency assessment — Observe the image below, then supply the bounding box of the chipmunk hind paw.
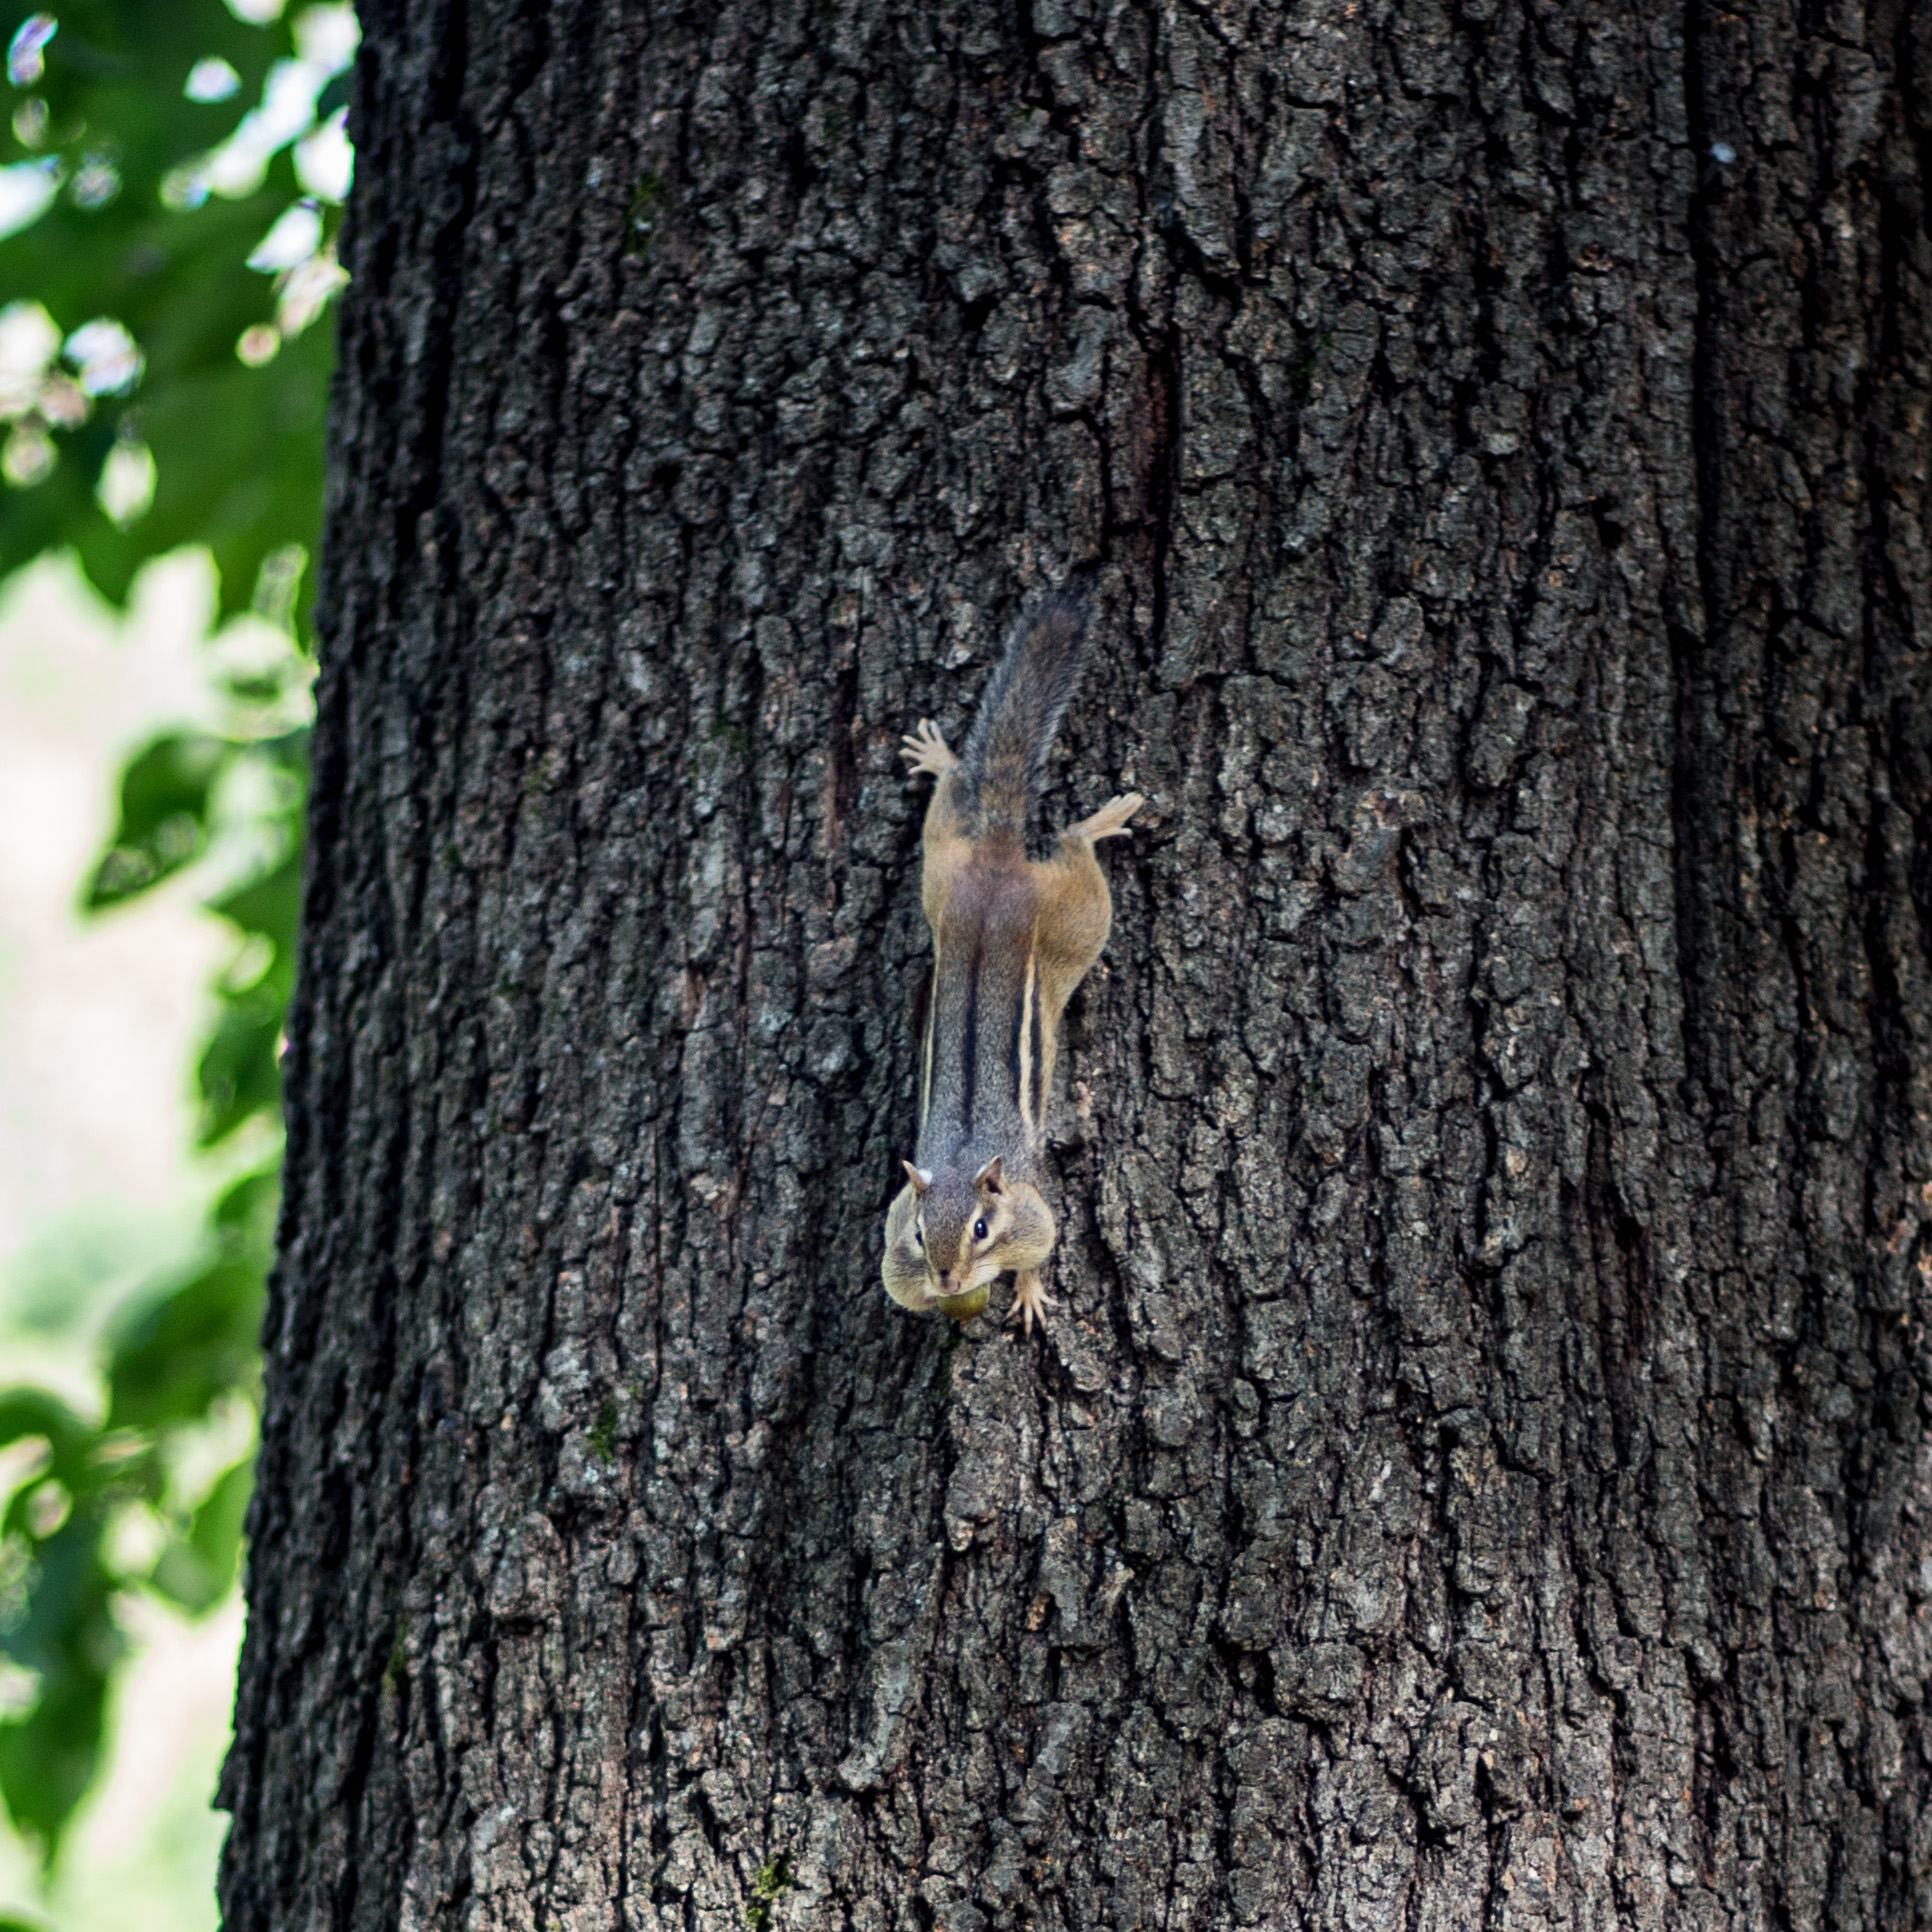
[900,719,961,777]
[1067,792,1143,842]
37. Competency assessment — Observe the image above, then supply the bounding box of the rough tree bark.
[218,0,1932,1926]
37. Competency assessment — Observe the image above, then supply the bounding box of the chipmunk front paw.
[900,719,961,777]
[1005,1269,1054,1338]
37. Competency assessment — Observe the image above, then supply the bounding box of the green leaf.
[211,1164,281,1247]
[209,841,303,950]
[149,1451,252,1614]
[82,730,231,909]
[197,846,302,1144]
[0,1389,86,1459]
[0,1672,110,1856]
[189,1449,253,1583]
[0,1511,116,1677]
[0,1510,120,1856]
[195,974,287,1147]
[105,1250,265,1433]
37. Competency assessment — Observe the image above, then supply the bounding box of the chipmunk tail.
[961,590,1093,842]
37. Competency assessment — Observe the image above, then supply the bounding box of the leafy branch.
[0,644,307,1860]
[0,0,341,1866]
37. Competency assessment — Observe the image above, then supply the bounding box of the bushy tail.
[961,592,1092,841]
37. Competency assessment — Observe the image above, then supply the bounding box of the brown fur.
[881,604,1140,1334]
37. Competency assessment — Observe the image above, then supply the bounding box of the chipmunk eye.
[973,1218,988,1242]
[913,1226,924,1248]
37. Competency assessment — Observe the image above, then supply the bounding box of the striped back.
[916,861,1045,1171]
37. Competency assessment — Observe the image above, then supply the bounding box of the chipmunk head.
[900,1156,1015,1301]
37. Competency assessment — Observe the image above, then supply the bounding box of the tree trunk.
[218,0,1932,1926]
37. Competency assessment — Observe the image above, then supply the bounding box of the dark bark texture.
[220,0,1932,1926]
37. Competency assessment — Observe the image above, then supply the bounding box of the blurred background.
[0,4,352,1925]
[0,555,244,1932]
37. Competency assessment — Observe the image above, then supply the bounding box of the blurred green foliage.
[0,662,308,1865]
[0,0,345,1869]
[0,0,353,619]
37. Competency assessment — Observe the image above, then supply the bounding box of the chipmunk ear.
[902,1160,932,1195]
[972,1155,1005,1195]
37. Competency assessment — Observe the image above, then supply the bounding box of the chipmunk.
[881,593,1141,1336]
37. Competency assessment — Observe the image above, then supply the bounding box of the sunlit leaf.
[209,840,302,946]
[82,729,230,908]
[0,0,344,626]
[212,1164,280,1245]
[195,984,285,1145]
[197,844,301,1143]
[105,1252,266,1433]
[0,1390,85,1461]
[150,1450,252,1613]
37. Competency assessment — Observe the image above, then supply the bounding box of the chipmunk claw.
[1005,1270,1053,1338]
